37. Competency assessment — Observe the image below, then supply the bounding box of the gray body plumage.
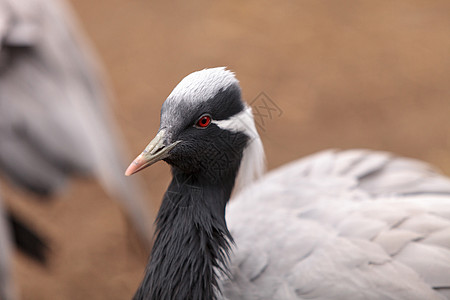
[0,0,153,299]
[222,149,450,299]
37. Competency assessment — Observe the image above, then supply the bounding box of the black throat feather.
[133,169,235,300]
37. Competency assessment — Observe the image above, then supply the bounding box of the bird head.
[126,67,265,191]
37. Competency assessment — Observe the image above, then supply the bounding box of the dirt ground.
[10,0,450,299]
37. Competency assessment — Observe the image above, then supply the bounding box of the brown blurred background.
[11,0,450,299]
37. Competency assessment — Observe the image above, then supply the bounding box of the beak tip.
[124,166,135,176]
[125,155,143,176]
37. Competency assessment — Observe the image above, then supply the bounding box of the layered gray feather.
[222,149,450,299]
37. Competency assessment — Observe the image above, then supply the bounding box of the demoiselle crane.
[0,0,154,299]
[126,67,450,299]
[127,67,450,299]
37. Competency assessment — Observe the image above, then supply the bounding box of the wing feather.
[224,149,450,299]
[394,242,450,288]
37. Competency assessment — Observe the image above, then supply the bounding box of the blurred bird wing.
[223,149,450,299]
[0,0,41,48]
[0,194,17,300]
[0,0,154,246]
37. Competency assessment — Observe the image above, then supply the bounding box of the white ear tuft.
[213,106,266,193]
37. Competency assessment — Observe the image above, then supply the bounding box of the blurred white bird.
[128,68,450,300]
[0,0,154,299]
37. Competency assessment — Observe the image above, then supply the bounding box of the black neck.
[133,169,235,300]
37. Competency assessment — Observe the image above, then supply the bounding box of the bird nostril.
[154,146,165,153]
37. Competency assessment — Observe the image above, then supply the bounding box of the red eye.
[196,115,211,128]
